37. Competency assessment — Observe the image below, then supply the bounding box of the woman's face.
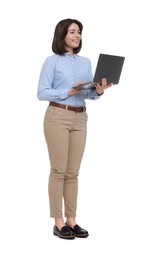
[64,23,81,54]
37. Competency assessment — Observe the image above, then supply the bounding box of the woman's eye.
[70,31,81,35]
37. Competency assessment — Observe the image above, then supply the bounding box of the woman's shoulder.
[76,54,91,65]
[76,54,91,63]
[41,54,61,69]
[44,54,59,63]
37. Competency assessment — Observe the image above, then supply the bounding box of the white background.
[0,0,143,259]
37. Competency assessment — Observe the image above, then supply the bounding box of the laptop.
[72,53,125,90]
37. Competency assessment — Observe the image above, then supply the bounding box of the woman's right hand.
[68,82,86,96]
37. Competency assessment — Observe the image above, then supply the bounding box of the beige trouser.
[44,106,87,218]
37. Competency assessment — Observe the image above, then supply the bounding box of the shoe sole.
[75,234,89,238]
[53,232,75,239]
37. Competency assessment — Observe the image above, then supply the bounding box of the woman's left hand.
[95,78,113,95]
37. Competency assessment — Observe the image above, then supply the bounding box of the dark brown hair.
[52,18,83,54]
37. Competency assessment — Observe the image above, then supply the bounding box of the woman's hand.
[68,82,86,96]
[95,78,113,95]
[68,79,113,96]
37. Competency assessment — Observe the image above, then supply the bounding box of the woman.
[37,18,112,239]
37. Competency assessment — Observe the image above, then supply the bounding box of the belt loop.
[65,105,68,110]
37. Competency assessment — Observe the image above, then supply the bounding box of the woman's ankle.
[66,217,76,228]
[55,218,65,230]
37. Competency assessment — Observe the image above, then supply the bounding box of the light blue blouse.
[37,53,100,106]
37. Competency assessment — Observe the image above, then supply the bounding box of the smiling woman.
[64,23,82,54]
[37,18,112,240]
[52,18,83,55]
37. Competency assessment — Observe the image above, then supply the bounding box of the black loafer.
[53,225,75,239]
[66,223,89,238]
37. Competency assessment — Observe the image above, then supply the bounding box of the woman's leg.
[44,107,70,221]
[63,111,87,225]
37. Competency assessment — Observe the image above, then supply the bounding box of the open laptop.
[72,53,125,89]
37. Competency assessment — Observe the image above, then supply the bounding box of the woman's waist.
[49,102,86,113]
